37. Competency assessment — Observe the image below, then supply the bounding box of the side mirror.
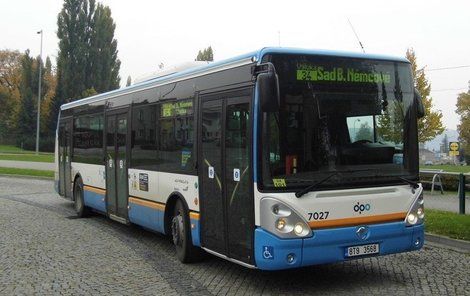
[414,88,425,118]
[257,63,280,112]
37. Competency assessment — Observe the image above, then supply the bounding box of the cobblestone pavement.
[0,176,468,295]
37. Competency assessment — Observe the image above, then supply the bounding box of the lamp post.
[36,30,43,155]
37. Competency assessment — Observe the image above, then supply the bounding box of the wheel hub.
[75,188,82,211]
[171,214,184,246]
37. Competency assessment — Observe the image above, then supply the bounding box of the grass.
[420,165,470,174]
[0,145,24,153]
[0,144,53,155]
[0,167,54,178]
[425,209,470,241]
[0,153,54,163]
[0,144,54,163]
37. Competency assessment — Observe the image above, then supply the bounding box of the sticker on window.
[208,166,215,179]
[272,179,286,187]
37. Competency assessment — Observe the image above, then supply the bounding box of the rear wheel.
[171,199,202,263]
[74,177,90,217]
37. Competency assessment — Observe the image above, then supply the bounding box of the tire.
[171,199,202,263]
[73,177,90,217]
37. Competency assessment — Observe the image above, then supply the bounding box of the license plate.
[346,243,379,257]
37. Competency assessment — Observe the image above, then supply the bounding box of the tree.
[406,48,444,143]
[0,50,22,140]
[88,3,121,92]
[17,50,36,143]
[126,75,132,87]
[50,0,120,136]
[456,84,470,162]
[441,134,449,154]
[40,57,57,135]
[355,122,373,142]
[196,46,214,61]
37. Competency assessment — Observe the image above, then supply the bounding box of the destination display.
[264,53,412,94]
[296,63,392,84]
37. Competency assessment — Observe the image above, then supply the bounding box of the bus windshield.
[260,54,417,191]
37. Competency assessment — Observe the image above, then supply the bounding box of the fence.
[420,170,469,215]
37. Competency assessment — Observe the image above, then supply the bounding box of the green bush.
[16,136,55,153]
[420,173,466,191]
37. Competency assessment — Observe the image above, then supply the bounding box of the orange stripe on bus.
[128,196,166,210]
[189,212,200,220]
[83,185,106,195]
[308,212,407,229]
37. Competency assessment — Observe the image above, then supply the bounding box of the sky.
[1,0,469,130]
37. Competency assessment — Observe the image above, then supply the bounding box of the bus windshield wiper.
[295,171,340,198]
[398,176,419,189]
[294,168,376,198]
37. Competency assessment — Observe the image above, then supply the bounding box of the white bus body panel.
[254,184,416,227]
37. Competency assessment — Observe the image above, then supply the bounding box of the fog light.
[418,196,424,205]
[407,213,418,225]
[286,253,296,264]
[276,218,286,230]
[414,237,421,247]
[417,207,424,219]
[294,223,304,235]
[272,205,279,215]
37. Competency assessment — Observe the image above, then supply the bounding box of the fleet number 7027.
[307,211,329,221]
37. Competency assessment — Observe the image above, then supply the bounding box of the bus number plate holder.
[346,243,379,257]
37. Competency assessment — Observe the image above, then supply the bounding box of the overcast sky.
[1,0,469,130]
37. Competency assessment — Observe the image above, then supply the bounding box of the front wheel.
[171,199,202,263]
[73,177,90,217]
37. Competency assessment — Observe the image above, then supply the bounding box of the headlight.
[276,218,286,230]
[417,207,424,219]
[260,197,313,239]
[407,213,418,225]
[405,190,424,226]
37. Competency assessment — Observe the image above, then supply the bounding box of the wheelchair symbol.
[263,246,274,259]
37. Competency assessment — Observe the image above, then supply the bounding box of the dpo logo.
[354,202,371,214]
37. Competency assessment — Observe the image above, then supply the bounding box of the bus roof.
[61,47,409,110]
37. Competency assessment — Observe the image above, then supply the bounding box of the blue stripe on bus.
[83,189,106,213]
[127,198,201,246]
[254,221,424,270]
[128,201,165,234]
[190,217,201,247]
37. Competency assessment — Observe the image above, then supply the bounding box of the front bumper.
[254,221,424,270]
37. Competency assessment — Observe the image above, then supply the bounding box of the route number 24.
[307,211,329,221]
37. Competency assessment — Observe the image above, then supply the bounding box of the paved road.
[0,176,468,295]
[0,159,54,171]
[424,192,470,214]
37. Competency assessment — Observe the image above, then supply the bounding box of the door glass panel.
[64,122,72,198]
[225,101,252,262]
[116,115,128,217]
[106,115,116,214]
[200,101,225,253]
[58,125,65,195]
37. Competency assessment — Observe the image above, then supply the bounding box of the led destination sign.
[296,63,391,84]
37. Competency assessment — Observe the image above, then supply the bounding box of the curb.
[0,174,54,181]
[425,233,470,254]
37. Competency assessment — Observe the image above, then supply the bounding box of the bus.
[55,47,425,270]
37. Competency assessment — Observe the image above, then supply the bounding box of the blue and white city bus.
[55,47,425,270]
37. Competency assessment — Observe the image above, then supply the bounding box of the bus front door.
[199,88,254,265]
[105,111,129,223]
[59,118,72,198]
